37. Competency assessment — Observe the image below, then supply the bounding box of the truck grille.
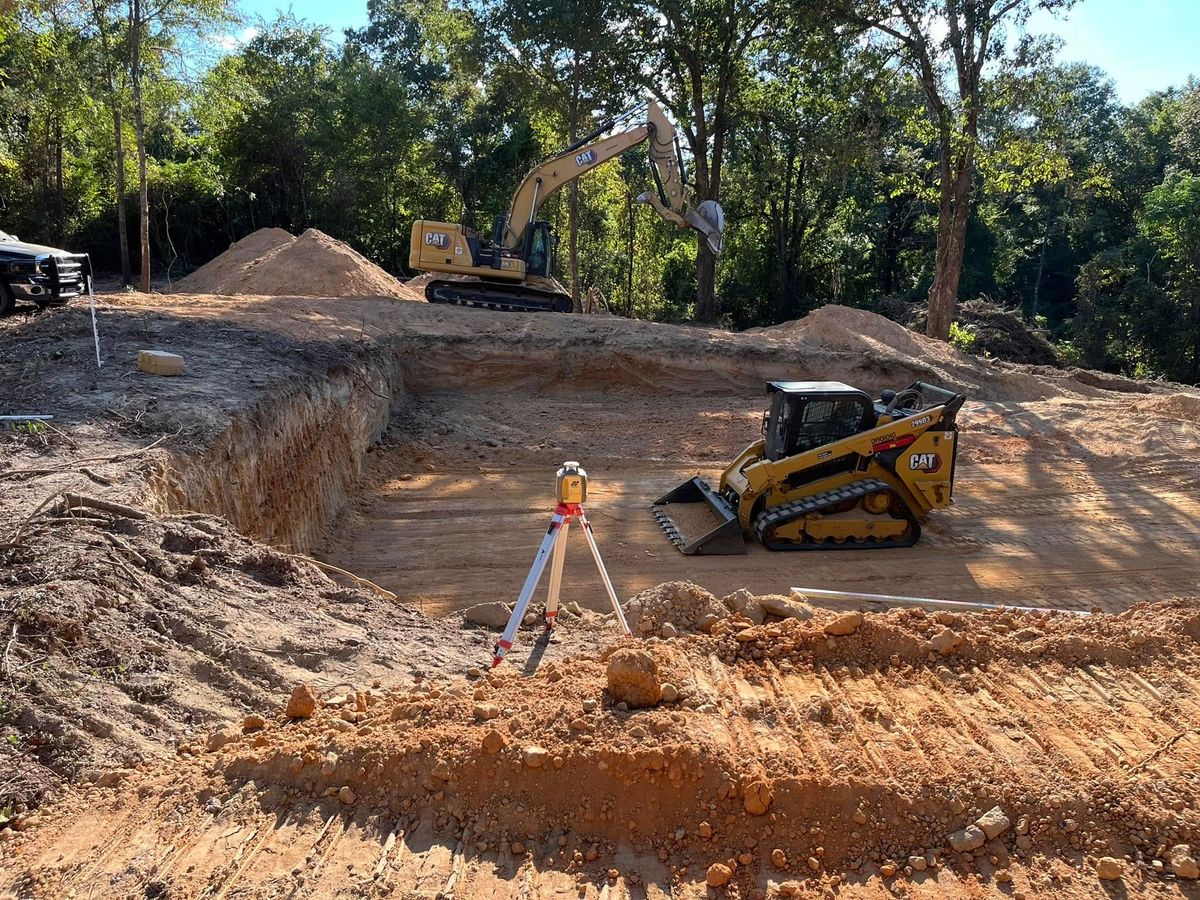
[42,253,91,300]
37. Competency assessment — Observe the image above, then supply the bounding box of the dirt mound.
[742,304,1082,401]
[8,595,1200,897]
[717,595,1200,670]
[0,502,474,815]
[624,580,727,636]
[873,297,1059,366]
[1132,392,1200,423]
[176,227,423,300]
[955,298,1059,366]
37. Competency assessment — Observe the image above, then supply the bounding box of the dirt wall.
[153,350,404,552]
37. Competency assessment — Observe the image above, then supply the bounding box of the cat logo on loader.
[910,452,942,474]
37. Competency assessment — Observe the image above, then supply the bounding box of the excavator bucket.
[686,200,725,257]
[652,477,746,555]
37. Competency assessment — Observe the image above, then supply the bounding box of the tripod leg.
[492,513,566,667]
[544,517,570,628]
[577,507,633,636]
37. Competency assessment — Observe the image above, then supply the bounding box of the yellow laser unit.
[556,461,588,505]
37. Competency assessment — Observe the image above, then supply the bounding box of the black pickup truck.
[0,230,91,316]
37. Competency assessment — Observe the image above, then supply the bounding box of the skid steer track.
[752,477,920,550]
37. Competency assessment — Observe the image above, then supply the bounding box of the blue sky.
[233,0,1197,104]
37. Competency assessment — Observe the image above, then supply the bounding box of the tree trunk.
[696,242,716,322]
[566,83,582,313]
[568,181,581,312]
[626,188,635,318]
[130,0,150,293]
[92,0,133,284]
[113,107,132,284]
[927,153,973,341]
[1031,196,1053,321]
[54,115,65,242]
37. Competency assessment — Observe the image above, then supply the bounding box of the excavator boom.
[500,101,723,257]
[409,100,724,312]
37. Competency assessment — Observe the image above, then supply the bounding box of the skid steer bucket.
[652,477,746,555]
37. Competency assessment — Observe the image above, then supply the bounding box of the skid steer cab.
[653,380,966,554]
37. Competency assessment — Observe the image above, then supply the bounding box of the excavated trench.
[142,333,765,558]
[142,312,1200,620]
[135,299,1052,561]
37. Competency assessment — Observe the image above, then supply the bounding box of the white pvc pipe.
[1,415,53,421]
[790,586,1090,616]
[87,277,102,368]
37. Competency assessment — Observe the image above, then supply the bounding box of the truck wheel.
[0,284,14,317]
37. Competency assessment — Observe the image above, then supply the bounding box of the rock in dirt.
[482,729,507,754]
[725,589,766,625]
[241,714,266,732]
[976,806,1010,840]
[1168,845,1199,879]
[1096,857,1124,880]
[706,863,733,887]
[338,785,357,805]
[463,602,511,629]
[661,683,680,703]
[137,349,185,377]
[824,612,863,636]
[522,746,549,768]
[660,622,679,638]
[949,824,986,852]
[929,626,964,656]
[473,703,500,721]
[626,581,726,633]
[759,595,813,621]
[285,683,318,719]
[606,648,662,708]
[206,724,240,752]
[743,780,773,815]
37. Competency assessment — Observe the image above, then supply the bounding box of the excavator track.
[752,477,920,550]
[425,279,573,313]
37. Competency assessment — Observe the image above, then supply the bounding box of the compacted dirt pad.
[2,293,1200,898]
[323,390,1200,616]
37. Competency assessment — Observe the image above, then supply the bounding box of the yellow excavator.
[408,100,725,312]
[653,381,965,554]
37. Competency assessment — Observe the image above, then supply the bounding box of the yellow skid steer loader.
[653,380,965,554]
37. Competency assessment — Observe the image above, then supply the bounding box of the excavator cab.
[523,221,553,278]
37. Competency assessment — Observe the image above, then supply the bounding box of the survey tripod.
[491,462,633,667]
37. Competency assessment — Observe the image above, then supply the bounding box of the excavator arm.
[500,101,724,256]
